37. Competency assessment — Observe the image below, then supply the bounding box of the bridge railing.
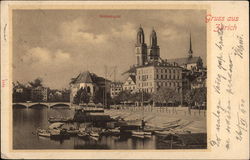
[13,102,71,108]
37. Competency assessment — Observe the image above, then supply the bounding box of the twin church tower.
[135,25,160,66]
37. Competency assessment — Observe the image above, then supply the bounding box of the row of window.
[111,88,122,91]
[157,81,182,87]
[137,68,181,75]
[137,74,181,81]
[138,88,154,93]
[156,68,181,74]
[123,86,136,90]
[138,82,153,87]
[156,74,181,80]
[138,87,182,93]
[138,81,182,87]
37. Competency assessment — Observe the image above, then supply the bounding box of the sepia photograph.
[11,9,208,150]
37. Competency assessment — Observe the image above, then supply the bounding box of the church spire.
[188,32,193,58]
[137,25,145,44]
[150,27,157,46]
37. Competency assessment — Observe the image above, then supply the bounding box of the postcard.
[1,1,249,159]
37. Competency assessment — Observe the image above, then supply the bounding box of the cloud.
[23,47,71,64]
[59,18,108,46]
[111,22,135,39]
[13,10,206,89]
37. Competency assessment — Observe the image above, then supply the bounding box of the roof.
[128,75,136,83]
[71,71,93,84]
[122,66,137,75]
[167,56,201,66]
[70,71,110,85]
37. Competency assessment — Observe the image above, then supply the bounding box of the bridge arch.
[29,103,48,109]
[50,103,70,109]
[13,104,27,109]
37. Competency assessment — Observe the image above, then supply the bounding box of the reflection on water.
[13,107,160,149]
[13,106,206,149]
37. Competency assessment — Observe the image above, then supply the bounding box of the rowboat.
[38,132,50,137]
[154,130,172,135]
[109,128,120,135]
[132,131,152,138]
[132,131,144,136]
[50,128,70,139]
[144,131,152,136]
[77,132,89,139]
[67,129,80,135]
[89,135,99,141]
[89,131,99,137]
[132,134,145,139]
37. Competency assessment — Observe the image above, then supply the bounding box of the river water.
[13,106,175,150]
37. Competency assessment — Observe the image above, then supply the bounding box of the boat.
[154,130,172,135]
[132,134,145,139]
[38,131,50,137]
[109,128,120,135]
[88,135,99,141]
[36,128,51,137]
[89,131,99,137]
[132,130,152,138]
[37,128,47,134]
[132,131,144,136]
[144,131,152,136]
[88,130,100,141]
[48,122,64,130]
[77,132,89,139]
[50,128,70,139]
[67,128,80,135]
[48,117,69,123]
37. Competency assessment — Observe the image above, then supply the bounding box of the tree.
[73,87,90,105]
[193,87,207,111]
[152,87,179,107]
[29,78,43,88]
[93,88,104,104]
[113,90,132,105]
[184,89,195,114]
[130,92,142,105]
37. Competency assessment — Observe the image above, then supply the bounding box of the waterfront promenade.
[106,106,206,133]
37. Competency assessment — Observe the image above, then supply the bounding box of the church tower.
[135,25,147,66]
[148,28,160,61]
[188,32,193,59]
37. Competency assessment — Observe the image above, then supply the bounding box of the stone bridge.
[13,102,72,109]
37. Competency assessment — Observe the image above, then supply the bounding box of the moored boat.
[77,132,89,139]
[67,127,80,135]
[132,131,144,136]
[50,128,70,139]
[48,117,69,123]
[132,130,152,138]
[154,130,172,135]
[89,135,99,141]
[38,131,50,137]
[132,134,144,139]
[89,131,99,137]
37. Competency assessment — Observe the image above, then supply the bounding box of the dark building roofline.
[70,71,111,85]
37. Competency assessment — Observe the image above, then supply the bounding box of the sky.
[13,9,207,89]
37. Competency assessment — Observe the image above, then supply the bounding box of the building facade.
[136,62,183,94]
[31,86,48,102]
[121,25,206,105]
[70,71,110,104]
[123,75,136,92]
[110,82,123,98]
